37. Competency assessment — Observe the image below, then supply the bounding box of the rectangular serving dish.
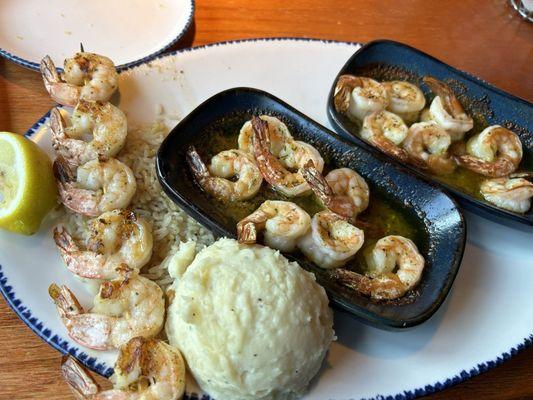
[156,87,465,330]
[327,39,533,228]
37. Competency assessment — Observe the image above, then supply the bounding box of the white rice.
[62,119,214,288]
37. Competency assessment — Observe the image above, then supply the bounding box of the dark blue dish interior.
[327,39,533,228]
[156,87,465,330]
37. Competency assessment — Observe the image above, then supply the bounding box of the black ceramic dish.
[156,87,465,330]
[327,39,533,228]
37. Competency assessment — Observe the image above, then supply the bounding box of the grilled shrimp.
[50,101,127,166]
[333,235,425,300]
[238,115,294,155]
[298,210,364,269]
[480,177,533,213]
[54,156,136,217]
[361,110,423,166]
[403,121,456,174]
[382,81,426,124]
[54,211,153,280]
[421,76,473,141]
[40,52,118,106]
[252,116,314,197]
[187,147,262,202]
[61,337,185,400]
[237,200,311,252]
[49,268,164,350]
[334,75,389,121]
[455,125,523,177]
[301,161,369,220]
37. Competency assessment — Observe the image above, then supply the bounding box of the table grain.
[1,1,532,399]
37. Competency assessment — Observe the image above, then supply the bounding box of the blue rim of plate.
[1,37,531,400]
[0,0,195,72]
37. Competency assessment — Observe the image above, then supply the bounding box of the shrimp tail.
[186,146,210,183]
[252,116,285,184]
[333,75,360,113]
[53,155,76,184]
[301,159,334,205]
[61,355,101,398]
[373,135,427,170]
[423,76,465,118]
[53,157,101,217]
[49,283,84,319]
[331,268,372,296]
[455,155,515,178]
[40,55,80,107]
[50,108,68,152]
[54,226,109,279]
[237,221,258,244]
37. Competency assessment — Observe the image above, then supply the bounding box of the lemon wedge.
[0,132,57,235]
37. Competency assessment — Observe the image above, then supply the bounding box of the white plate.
[0,0,194,70]
[1,38,532,400]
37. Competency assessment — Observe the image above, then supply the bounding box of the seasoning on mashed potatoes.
[166,238,335,400]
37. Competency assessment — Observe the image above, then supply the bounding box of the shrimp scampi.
[382,81,426,124]
[49,268,165,350]
[50,101,127,166]
[334,75,389,121]
[480,177,533,213]
[456,125,523,177]
[252,116,316,197]
[301,161,369,220]
[238,115,294,156]
[61,337,185,400]
[298,210,364,269]
[187,147,263,202]
[403,121,456,174]
[333,235,425,300]
[361,110,424,167]
[54,156,136,217]
[41,52,118,107]
[237,200,311,252]
[54,210,153,280]
[421,76,473,141]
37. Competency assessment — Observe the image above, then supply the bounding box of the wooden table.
[1,1,532,398]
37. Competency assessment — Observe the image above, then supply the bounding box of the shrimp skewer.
[403,121,456,175]
[480,177,533,213]
[421,76,473,141]
[237,200,311,252]
[50,101,127,166]
[54,156,137,217]
[187,147,263,202]
[298,210,364,269]
[334,75,389,121]
[455,125,523,177]
[54,210,153,280]
[301,161,369,221]
[49,268,165,350]
[61,337,185,400]
[333,235,425,300]
[382,81,426,124]
[41,52,118,107]
[252,116,316,197]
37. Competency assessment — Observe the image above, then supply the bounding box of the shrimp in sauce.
[237,200,311,252]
